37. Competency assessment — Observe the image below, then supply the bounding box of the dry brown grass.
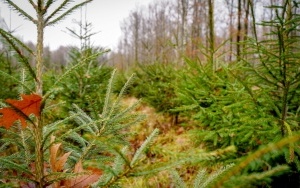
[120,97,205,187]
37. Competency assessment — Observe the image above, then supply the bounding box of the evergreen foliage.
[130,63,181,124]
[213,133,300,187]
[169,133,300,187]
[0,0,300,187]
[173,1,300,186]
[0,30,26,99]
[245,0,300,136]
[0,1,170,187]
[170,163,234,188]
[0,52,18,99]
[0,59,164,187]
[175,60,280,152]
[43,47,113,120]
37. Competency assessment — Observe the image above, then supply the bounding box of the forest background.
[0,0,300,187]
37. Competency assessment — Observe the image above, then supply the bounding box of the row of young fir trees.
[0,0,300,187]
[116,0,300,187]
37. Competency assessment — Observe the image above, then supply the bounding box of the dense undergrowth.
[0,0,300,187]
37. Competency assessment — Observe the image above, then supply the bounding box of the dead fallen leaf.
[0,94,42,129]
[62,160,102,188]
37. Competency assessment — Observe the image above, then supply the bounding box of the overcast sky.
[0,0,152,51]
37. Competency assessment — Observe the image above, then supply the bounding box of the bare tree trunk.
[243,0,250,39]
[178,0,188,65]
[208,0,215,70]
[226,0,234,62]
[191,0,202,60]
[242,0,250,56]
[237,0,242,61]
[132,12,140,64]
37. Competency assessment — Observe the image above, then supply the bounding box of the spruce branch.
[44,0,75,24]
[193,169,206,188]
[212,134,300,187]
[44,62,85,97]
[93,171,115,187]
[187,146,236,163]
[43,172,81,186]
[102,69,117,118]
[44,50,108,100]
[0,28,36,81]
[107,73,136,118]
[65,27,82,39]
[229,68,259,106]
[0,158,33,176]
[27,0,37,10]
[19,69,26,95]
[284,121,294,162]
[71,104,98,133]
[0,142,9,153]
[248,1,279,84]
[170,170,187,188]
[112,147,131,172]
[20,129,31,166]
[2,0,37,24]
[199,164,234,188]
[107,101,142,129]
[0,70,33,93]
[130,128,159,167]
[229,165,290,186]
[45,0,55,11]
[42,113,80,150]
[115,73,135,104]
[59,117,104,140]
[0,28,34,55]
[45,0,93,26]
[92,155,126,186]
[0,175,38,185]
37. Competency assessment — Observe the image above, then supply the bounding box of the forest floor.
[120,97,206,187]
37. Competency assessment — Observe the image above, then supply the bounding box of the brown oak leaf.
[61,160,102,188]
[50,135,72,173]
[49,136,102,188]
[0,94,42,129]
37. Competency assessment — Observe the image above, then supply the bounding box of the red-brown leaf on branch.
[48,136,102,188]
[62,160,102,188]
[50,135,72,173]
[0,94,42,129]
